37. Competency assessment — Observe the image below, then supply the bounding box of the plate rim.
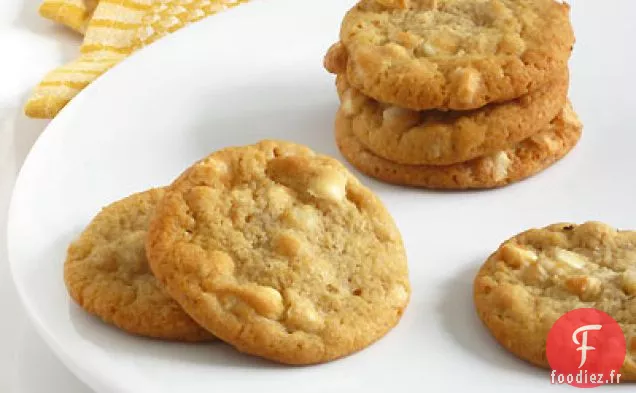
[5,0,287,391]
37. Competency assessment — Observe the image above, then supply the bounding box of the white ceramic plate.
[7,0,636,391]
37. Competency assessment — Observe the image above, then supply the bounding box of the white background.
[4,0,636,392]
[0,0,90,391]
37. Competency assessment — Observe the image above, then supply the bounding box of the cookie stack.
[326,0,582,190]
[64,141,411,365]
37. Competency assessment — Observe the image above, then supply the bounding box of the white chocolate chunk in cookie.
[340,88,368,117]
[341,90,356,116]
[383,42,411,59]
[554,248,586,270]
[389,284,410,307]
[521,263,549,286]
[212,283,285,320]
[245,285,285,320]
[284,290,325,333]
[308,168,347,203]
[382,106,420,128]
[392,31,422,49]
[452,68,482,105]
[565,275,603,301]
[267,186,293,212]
[539,133,560,152]
[282,205,319,232]
[492,152,511,182]
[203,158,228,174]
[415,42,438,56]
[499,243,538,269]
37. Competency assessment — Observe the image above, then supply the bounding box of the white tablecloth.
[1,0,91,391]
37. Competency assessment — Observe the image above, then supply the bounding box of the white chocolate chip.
[382,106,420,128]
[492,151,511,182]
[308,169,347,203]
[249,286,285,319]
[389,284,409,307]
[267,186,293,212]
[499,244,538,269]
[521,263,549,286]
[538,134,560,152]
[466,71,481,94]
[622,270,636,296]
[383,43,411,58]
[416,42,437,56]
[420,42,437,56]
[383,106,410,122]
[201,158,228,174]
[554,248,587,270]
[284,290,325,333]
[341,89,355,116]
[539,257,559,274]
[392,31,422,49]
[340,88,368,117]
[452,68,482,105]
[565,276,603,301]
[283,206,319,232]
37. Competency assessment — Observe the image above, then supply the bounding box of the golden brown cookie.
[64,189,214,342]
[473,222,636,380]
[338,0,574,111]
[336,70,569,165]
[145,141,410,365]
[334,102,582,190]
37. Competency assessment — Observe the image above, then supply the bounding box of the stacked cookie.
[64,141,411,365]
[326,0,582,190]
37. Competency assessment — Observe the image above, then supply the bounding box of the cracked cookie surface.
[336,70,568,165]
[338,0,574,110]
[335,102,581,190]
[64,188,214,342]
[474,222,636,380]
[145,141,410,365]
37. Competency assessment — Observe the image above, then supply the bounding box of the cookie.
[338,0,574,111]
[146,141,410,365]
[64,188,214,342]
[336,70,569,166]
[334,102,582,190]
[473,222,636,380]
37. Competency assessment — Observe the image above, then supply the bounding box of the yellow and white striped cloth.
[26,0,249,119]
[39,0,98,33]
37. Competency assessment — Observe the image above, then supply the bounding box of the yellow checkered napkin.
[25,0,248,119]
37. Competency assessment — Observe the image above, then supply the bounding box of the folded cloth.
[25,0,248,119]
[39,0,98,34]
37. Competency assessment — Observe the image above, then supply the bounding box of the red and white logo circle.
[547,308,626,388]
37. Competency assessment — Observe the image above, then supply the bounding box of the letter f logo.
[572,324,603,369]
